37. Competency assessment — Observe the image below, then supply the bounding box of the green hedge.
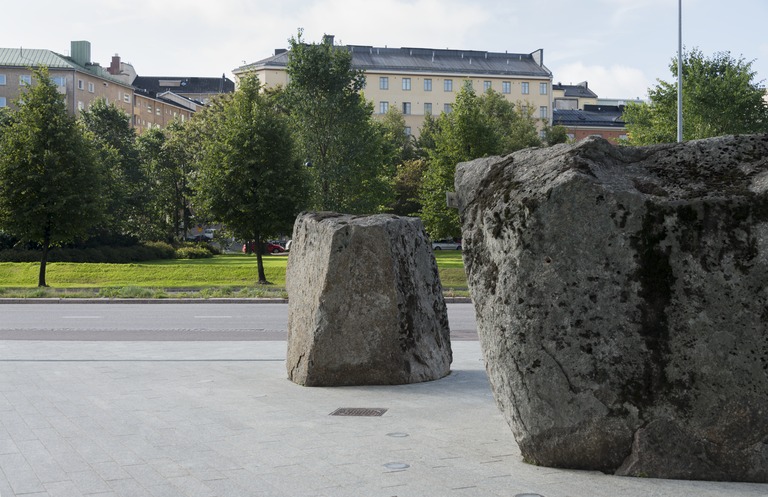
[0,241,177,263]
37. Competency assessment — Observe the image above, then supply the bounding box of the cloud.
[553,62,651,100]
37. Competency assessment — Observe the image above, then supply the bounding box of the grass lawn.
[0,250,468,297]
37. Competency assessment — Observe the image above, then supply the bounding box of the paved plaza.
[0,339,766,497]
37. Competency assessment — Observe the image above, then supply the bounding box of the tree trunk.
[38,226,51,287]
[254,231,270,285]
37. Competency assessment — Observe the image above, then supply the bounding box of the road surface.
[0,302,478,341]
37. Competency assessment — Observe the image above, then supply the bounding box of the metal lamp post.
[677,0,683,143]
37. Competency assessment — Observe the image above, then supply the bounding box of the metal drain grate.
[329,407,388,417]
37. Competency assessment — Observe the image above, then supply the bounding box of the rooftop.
[235,44,552,79]
[553,105,626,128]
[553,81,598,99]
[133,75,235,95]
[0,46,131,86]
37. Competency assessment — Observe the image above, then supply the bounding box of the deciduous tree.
[0,68,102,286]
[80,98,148,241]
[285,31,393,213]
[193,75,308,284]
[623,48,768,144]
[419,83,541,238]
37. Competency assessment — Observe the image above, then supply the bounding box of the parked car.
[431,238,462,250]
[242,241,286,254]
[267,242,286,254]
[186,228,216,242]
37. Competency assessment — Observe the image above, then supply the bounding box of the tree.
[392,158,428,217]
[80,98,148,241]
[285,31,393,213]
[419,83,541,238]
[0,68,102,286]
[193,75,308,284]
[542,123,569,146]
[623,48,768,145]
[135,117,201,242]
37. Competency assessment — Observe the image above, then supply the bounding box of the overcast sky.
[5,0,767,100]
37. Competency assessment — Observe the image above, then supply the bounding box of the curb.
[0,297,472,304]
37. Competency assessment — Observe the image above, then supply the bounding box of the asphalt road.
[0,302,478,341]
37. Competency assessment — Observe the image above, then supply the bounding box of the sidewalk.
[0,340,765,497]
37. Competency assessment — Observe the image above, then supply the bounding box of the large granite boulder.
[286,212,452,386]
[455,135,768,482]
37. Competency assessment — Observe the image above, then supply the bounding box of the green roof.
[0,48,75,69]
[0,47,130,86]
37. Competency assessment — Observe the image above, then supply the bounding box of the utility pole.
[677,0,683,143]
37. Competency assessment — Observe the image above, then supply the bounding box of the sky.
[5,0,767,100]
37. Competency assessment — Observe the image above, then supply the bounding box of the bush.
[174,246,213,259]
[0,242,179,263]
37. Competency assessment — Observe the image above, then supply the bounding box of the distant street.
[0,302,478,341]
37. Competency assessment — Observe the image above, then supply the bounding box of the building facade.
[553,105,628,143]
[553,81,598,110]
[0,41,199,132]
[234,39,553,137]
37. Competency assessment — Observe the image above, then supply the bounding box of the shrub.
[174,246,213,259]
[0,242,178,263]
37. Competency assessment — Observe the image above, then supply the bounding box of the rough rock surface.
[455,135,768,482]
[286,212,452,386]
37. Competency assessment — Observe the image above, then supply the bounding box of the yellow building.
[234,38,553,137]
[0,41,197,131]
[552,81,598,110]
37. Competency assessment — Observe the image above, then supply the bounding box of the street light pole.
[677,0,683,142]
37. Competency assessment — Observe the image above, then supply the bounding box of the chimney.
[322,34,335,45]
[108,54,121,75]
[71,40,91,66]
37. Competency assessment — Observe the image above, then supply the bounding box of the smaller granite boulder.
[286,212,452,386]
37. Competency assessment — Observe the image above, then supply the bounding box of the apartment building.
[234,38,553,137]
[0,41,198,131]
[553,81,598,110]
[132,75,235,104]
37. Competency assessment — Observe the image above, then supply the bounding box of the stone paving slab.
[0,340,766,497]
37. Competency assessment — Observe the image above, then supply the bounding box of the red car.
[242,241,286,254]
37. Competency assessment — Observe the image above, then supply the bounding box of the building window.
[484,80,492,91]
[402,102,411,115]
[52,76,66,87]
[379,101,389,114]
[405,126,412,136]
[539,106,548,119]
[0,97,6,107]
[77,101,84,110]
[88,82,95,93]
[147,104,152,112]
[444,103,453,114]
[379,77,389,90]
[502,81,511,94]
[521,82,529,94]
[424,78,432,91]
[77,79,84,90]
[444,79,453,92]
[123,94,130,103]
[0,74,6,85]
[156,107,161,116]
[424,102,432,115]
[402,78,411,91]
[20,75,32,86]
[540,82,548,95]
